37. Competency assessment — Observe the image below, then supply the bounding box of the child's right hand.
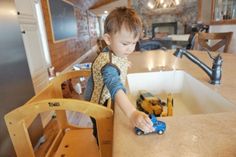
[130,110,154,133]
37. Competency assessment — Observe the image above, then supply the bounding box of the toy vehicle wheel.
[136,98,142,105]
[158,130,164,135]
[136,130,143,135]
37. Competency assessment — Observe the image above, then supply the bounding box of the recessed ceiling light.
[104,10,108,14]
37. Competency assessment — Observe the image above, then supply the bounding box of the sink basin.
[127,70,236,116]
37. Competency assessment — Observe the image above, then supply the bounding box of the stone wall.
[132,0,198,38]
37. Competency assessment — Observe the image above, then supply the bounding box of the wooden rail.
[4,70,113,157]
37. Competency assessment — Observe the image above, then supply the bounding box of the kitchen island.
[113,50,236,157]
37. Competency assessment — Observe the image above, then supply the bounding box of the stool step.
[54,129,100,157]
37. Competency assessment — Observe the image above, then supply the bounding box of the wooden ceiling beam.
[90,0,114,9]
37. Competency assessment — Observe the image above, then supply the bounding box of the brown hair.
[97,38,107,54]
[104,7,142,38]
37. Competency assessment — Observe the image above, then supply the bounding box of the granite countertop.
[113,50,236,157]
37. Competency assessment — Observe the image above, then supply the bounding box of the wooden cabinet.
[198,0,212,24]
[211,0,236,24]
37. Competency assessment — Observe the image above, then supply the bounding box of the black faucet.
[173,48,223,85]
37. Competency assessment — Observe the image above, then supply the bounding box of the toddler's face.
[108,26,139,58]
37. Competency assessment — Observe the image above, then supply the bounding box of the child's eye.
[122,43,129,46]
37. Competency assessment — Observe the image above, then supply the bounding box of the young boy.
[84,7,154,137]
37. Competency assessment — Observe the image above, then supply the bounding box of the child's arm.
[102,65,153,132]
[115,89,154,133]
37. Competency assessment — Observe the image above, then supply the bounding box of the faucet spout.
[173,48,223,85]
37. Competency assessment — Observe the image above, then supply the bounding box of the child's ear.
[103,33,111,45]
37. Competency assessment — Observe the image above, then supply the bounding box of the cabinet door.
[20,24,49,93]
[211,0,236,24]
[14,0,36,24]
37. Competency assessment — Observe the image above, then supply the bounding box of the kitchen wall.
[41,0,98,72]
[210,25,236,53]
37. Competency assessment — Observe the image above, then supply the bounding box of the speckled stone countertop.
[113,50,236,157]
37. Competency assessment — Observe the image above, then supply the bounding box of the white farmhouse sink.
[127,70,236,116]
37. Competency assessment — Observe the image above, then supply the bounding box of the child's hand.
[130,110,154,133]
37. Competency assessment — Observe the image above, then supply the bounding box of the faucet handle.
[200,47,216,60]
[173,48,185,58]
[201,47,224,62]
[214,54,223,65]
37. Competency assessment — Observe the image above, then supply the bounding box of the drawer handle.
[21,30,26,34]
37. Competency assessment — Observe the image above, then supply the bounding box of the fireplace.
[152,22,177,38]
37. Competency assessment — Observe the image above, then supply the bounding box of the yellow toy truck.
[136,90,173,117]
[161,94,173,117]
[136,90,163,116]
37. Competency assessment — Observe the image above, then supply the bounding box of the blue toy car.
[135,114,166,135]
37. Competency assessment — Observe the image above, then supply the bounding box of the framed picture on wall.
[47,0,77,42]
